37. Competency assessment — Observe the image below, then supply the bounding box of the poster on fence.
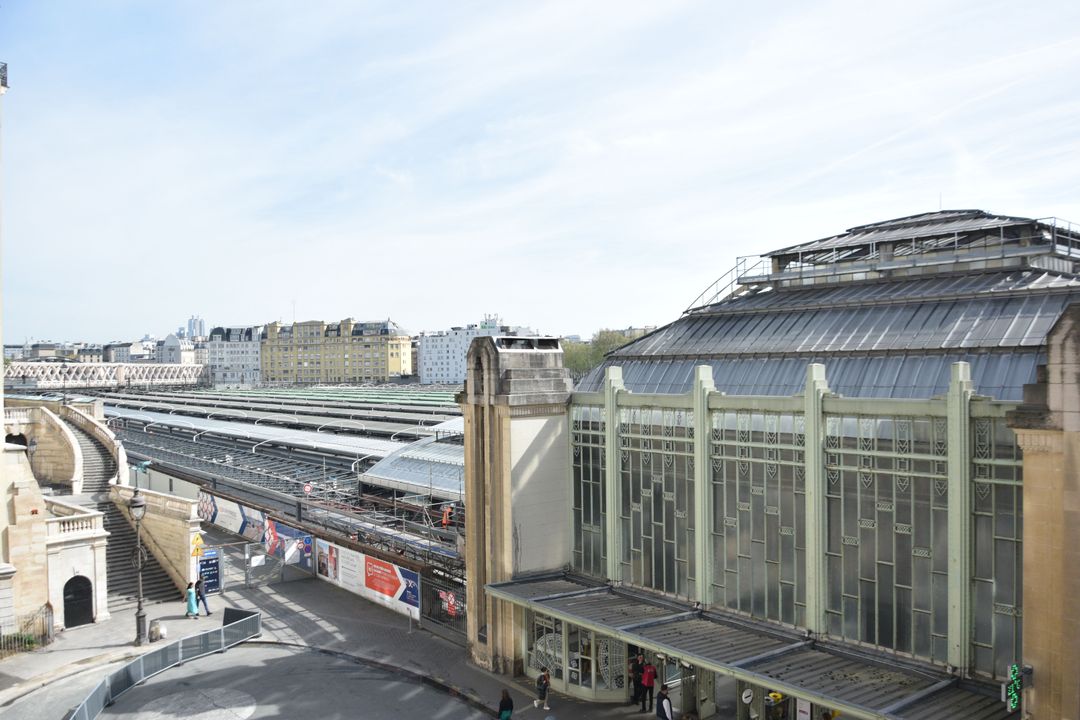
[264,518,313,572]
[313,537,420,620]
[197,491,265,543]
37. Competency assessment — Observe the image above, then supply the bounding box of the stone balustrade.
[3,407,32,426]
[44,498,105,541]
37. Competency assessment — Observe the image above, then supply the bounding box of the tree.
[562,331,636,377]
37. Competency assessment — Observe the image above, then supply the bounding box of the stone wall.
[3,444,49,616]
[111,485,200,592]
[60,405,126,485]
[44,498,109,626]
[27,408,81,489]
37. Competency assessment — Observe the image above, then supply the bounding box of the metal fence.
[66,608,261,720]
[0,604,54,658]
[421,569,467,635]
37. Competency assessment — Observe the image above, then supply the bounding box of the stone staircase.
[61,418,179,611]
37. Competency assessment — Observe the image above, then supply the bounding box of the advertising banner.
[264,518,313,572]
[313,537,420,619]
[196,491,265,542]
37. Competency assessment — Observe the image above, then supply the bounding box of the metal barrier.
[0,604,54,658]
[65,608,261,720]
[420,569,467,635]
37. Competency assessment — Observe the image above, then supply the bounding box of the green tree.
[562,331,636,377]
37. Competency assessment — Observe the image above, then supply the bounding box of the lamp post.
[129,489,148,646]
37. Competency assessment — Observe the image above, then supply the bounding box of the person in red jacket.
[639,658,658,712]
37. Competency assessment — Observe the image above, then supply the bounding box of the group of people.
[494,657,671,719]
[184,577,212,618]
[630,653,672,719]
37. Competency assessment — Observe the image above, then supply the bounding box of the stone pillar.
[1007,304,1080,720]
[461,336,572,675]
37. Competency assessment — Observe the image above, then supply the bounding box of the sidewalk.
[0,537,670,719]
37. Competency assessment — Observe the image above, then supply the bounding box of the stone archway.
[63,575,94,627]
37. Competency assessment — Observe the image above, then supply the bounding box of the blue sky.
[2,0,1080,343]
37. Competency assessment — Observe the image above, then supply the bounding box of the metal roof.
[362,417,464,501]
[105,408,405,458]
[582,267,1079,398]
[765,210,1052,258]
[486,574,1015,720]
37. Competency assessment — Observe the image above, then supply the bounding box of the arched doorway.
[5,433,27,446]
[63,576,94,627]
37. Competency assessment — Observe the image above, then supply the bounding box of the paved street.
[0,525,730,720]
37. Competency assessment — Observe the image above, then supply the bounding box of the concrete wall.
[111,485,200,591]
[129,466,201,500]
[509,414,570,573]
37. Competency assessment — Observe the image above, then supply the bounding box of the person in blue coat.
[184,582,199,619]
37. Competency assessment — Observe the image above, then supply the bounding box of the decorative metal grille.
[619,406,695,598]
[970,417,1023,681]
[823,414,950,665]
[710,410,805,626]
[571,405,606,577]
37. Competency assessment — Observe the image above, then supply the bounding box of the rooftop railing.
[0,62,7,89]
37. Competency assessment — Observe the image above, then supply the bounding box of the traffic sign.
[303,483,312,494]
[192,534,204,547]
[191,547,202,557]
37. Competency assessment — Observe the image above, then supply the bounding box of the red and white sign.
[365,557,402,598]
[303,483,312,494]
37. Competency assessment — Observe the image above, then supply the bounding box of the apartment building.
[418,315,534,384]
[261,318,412,384]
[207,326,263,388]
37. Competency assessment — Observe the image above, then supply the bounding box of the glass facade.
[822,414,950,664]
[618,406,695,598]
[971,417,1023,679]
[526,611,626,699]
[571,405,606,577]
[568,371,1023,682]
[710,410,806,626]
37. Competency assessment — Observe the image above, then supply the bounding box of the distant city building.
[103,342,130,363]
[261,318,412,385]
[187,315,206,339]
[207,325,263,388]
[160,334,195,364]
[599,325,656,340]
[3,344,26,361]
[418,315,535,385]
[75,346,102,363]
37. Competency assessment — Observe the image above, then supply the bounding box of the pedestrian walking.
[195,577,212,616]
[184,582,199,619]
[629,652,645,706]
[640,657,657,712]
[498,689,514,720]
[532,668,551,711]
[656,684,673,720]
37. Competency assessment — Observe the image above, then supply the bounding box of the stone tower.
[461,336,573,673]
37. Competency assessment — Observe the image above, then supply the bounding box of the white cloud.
[3,0,1080,342]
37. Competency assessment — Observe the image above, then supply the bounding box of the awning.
[486,574,1014,720]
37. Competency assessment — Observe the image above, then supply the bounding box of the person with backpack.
[656,684,673,720]
[640,658,658,712]
[498,689,514,719]
[532,668,551,711]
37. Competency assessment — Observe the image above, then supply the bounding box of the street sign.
[192,534,204,547]
[191,547,202,557]
[303,483,312,494]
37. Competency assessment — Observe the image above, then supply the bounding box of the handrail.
[66,610,261,720]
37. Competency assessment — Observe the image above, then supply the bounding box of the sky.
[2,0,1080,344]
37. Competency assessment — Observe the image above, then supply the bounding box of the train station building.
[462,210,1080,719]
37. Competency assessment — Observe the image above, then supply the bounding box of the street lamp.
[129,489,148,646]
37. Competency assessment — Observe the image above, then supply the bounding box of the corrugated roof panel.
[751,646,935,709]
[896,685,1017,720]
[634,617,789,665]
